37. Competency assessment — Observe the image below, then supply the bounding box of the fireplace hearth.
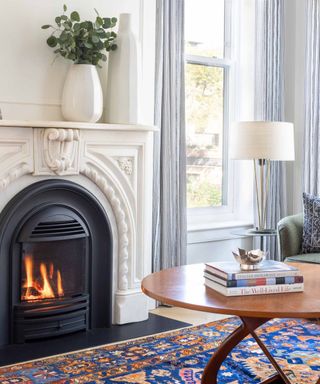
[0,179,112,345]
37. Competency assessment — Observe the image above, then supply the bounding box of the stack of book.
[204,260,304,296]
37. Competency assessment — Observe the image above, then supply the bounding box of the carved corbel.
[34,128,80,176]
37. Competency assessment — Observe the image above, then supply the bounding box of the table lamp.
[230,121,295,232]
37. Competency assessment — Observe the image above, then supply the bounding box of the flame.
[21,255,65,301]
[23,255,39,299]
[57,270,64,296]
[40,263,55,298]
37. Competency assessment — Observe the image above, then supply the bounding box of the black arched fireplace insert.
[0,180,112,346]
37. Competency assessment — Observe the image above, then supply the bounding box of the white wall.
[0,0,156,124]
[284,0,307,214]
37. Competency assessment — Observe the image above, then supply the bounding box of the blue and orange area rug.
[0,317,319,383]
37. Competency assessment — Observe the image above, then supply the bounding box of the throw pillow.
[302,192,320,253]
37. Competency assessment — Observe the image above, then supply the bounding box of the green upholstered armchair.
[277,213,320,263]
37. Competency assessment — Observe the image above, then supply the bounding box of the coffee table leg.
[201,317,292,384]
[241,317,293,384]
[201,318,268,383]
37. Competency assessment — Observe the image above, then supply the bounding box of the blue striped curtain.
[304,0,320,194]
[255,0,286,260]
[152,0,187,271]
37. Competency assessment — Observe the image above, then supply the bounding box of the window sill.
[187,220,253,245]
[188,220,253,233]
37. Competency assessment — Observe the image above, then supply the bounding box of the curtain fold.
[255,0,286,259]
[304,0,320,194]
[152,0,187,272]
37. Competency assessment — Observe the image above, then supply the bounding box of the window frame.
[185,0,236,225]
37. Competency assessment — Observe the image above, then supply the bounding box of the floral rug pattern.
[0,317,319,383]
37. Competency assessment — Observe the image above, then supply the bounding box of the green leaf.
[84,42,93,48]
[63,4,67,12]
[96,30,107,38]
[96,16,103,26]
[91,34,99,43]
[103,18,111,28]
[55,16,61,25]
[71,11,80,22]
[111,44,117,51]
[60,31,69,41]
[64,20,73,29]
[80,21,88,29]
[41,24,51,29]
[47,35,57,47]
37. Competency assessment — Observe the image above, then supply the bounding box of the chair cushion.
[285,253,320,264]
[302,192,320,253]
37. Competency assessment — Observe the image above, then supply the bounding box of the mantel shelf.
[0,120,157,132]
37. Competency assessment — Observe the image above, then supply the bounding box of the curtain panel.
[152,0,187,272]
[255,0,286,259]
[304,0,320,194]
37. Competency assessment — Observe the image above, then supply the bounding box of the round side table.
[231,228,277,250]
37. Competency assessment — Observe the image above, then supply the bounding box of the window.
[185,0,232,210]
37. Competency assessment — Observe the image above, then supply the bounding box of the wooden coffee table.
[141,262,320,384]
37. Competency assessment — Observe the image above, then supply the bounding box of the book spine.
[205,279,304,296]
[205,273,303,287]
[204,266,300,280]
[228,283,304,296]
[230,270,300,280]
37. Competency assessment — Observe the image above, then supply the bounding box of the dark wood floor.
[0,314,190,367]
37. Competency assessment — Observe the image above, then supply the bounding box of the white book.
[204,277,304,297]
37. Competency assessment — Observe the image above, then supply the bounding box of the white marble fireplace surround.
[0,120,155,325]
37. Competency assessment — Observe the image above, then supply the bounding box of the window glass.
[186,63,224,208]
[185,0,225,58]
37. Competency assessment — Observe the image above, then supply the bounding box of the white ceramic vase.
[62,64,103,123]
[105,13,140,124]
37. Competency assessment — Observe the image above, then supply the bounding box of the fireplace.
[0,121,154,347]
[0,179,112,345]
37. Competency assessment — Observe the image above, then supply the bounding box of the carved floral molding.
[116,157,133,176]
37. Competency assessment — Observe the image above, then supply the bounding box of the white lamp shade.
[230,121,295,161]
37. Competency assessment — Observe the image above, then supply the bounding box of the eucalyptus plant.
[42,5,117,67]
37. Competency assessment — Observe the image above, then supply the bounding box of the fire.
[21,254,64,301]
[57,270,64,297]
[39,263,55,298]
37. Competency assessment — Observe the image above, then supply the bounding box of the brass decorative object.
[232,248,266,270]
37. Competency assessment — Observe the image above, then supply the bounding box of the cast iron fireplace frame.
[0,179,113,346]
